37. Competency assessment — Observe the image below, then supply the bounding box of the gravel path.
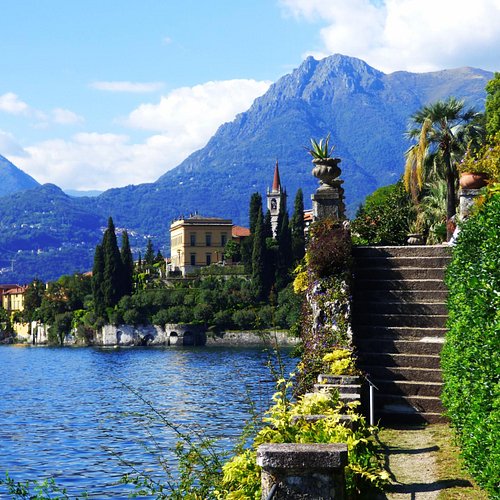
[376,426,441,500]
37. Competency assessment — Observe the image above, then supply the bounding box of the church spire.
[267,159,287,238]
[272,159,281,192]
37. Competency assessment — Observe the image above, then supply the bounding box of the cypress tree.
[242,192,263,273]
[249,193,263,234]
[251,210,266,301]
[263,209,273,240]
[120,230,134,297]
[291,189,305,263]
[275,210,293,290]
[92,244,105,317]
[144,238,155,266]
[102,217,123,308]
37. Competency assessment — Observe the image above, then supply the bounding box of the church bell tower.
[266,160,287,237]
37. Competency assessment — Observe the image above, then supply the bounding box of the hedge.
[441,188,500,496]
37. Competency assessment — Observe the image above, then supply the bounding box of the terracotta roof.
[232,225,250,237]
[2,286,26,295]
[304,210,313,222]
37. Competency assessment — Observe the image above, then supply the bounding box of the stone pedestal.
[459,188,482,219]
[257,443,348,499]
[311,182,345,222]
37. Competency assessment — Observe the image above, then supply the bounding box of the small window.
[271,198,277,210]
[205,233,212,247]
[221,233,227,246]
[206,253,211,265]
[190,253,196,266]
[190,233,196,246]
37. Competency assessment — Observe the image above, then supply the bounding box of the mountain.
[0,155,40,197]
[0,54,492,283]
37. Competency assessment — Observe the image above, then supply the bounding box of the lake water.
[0,345,295,498]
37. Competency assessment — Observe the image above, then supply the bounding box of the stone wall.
[206,330,299,347]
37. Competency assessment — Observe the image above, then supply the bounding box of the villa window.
[190,233,196,246]
[190,253,196,266]
[206,253,211,265]
[205,233,212,247]
[221,233,227,246]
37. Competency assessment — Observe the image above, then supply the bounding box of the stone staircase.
[352,245,451,424]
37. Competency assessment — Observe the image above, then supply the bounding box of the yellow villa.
[169,214,235,275]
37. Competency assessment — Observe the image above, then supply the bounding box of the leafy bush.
[441,187,500,496]
[218,378,388,498]
[351,181,414,245]
[307,218,351,278]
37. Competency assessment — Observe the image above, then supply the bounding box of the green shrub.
[351,181,414,245]
[307,218,351,278]
[442,187,500,496]
[218,378,388,498]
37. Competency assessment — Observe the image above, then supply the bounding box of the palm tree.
[405,97,483,238]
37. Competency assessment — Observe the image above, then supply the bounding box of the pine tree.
[102,217,123,308]
[251,211,266,300]
[120,230,134,297]
[291,189,305,263]
[92,244,105,317]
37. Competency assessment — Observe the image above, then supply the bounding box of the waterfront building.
[0,284,26,312]
[169,214,249,275]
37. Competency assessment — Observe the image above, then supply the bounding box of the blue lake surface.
[0,345,295,498]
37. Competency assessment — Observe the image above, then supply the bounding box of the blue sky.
[1,0,499,191]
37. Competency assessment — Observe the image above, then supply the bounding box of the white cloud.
[90,81,165,93]
[126,79,272,135]
[52,108,84,125]
[0,93,30,115]
[280,0,500,72]
[9,78,271,191]
[0,130,27,157]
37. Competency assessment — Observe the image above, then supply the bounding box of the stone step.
[353,313,447,328]
[374,380,443,397]
[353,301,447,315]
[376,410,448,424]
[353,289,448,303]
[354,255,451,269]
[354,267,446,280]
[358,353,441,369]
[314,383,361,395]
[317,375,362,385]
[353,325,447,339]
[353,245,451,258]
[313,385,361,402]
[354,278,448,291]
[360,365,443,383]
[376,394,444,415]
[355,338,443,355]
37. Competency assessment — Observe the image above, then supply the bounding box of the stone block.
[257,443,348,499]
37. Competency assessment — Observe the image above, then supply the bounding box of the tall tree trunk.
[445,150,456,240]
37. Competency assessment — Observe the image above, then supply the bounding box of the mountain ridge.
[0,154,40,197]
[0,54,493,283]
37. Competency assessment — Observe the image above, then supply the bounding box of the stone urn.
[459,172,489,189]
[312,158,342,187]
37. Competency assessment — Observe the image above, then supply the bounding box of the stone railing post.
[459,188,482,219]
[257,443,348,499]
